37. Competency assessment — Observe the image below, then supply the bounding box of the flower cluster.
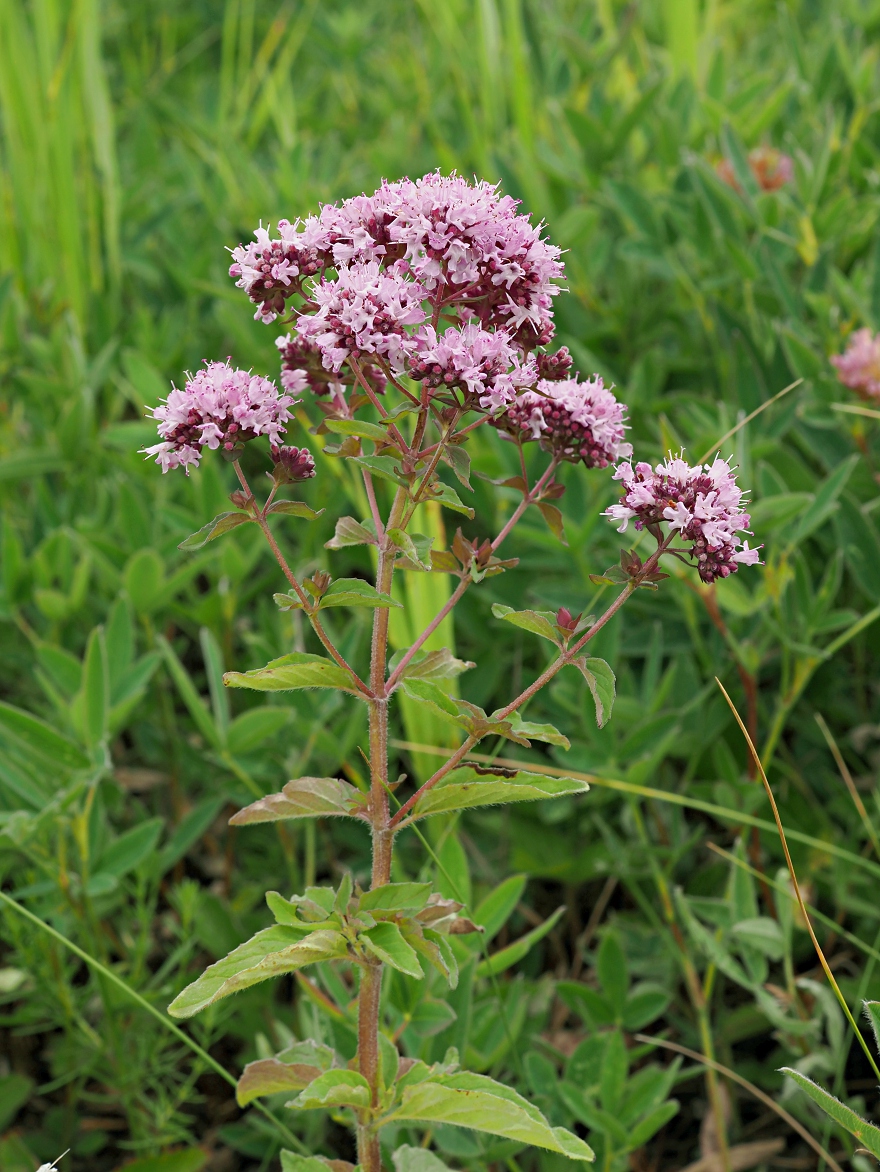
[230,172,565,393]
[296,262,427,374]
[229,221,329,323]
[716,146,793,194]
[499,375,632,468]
[142,362,296,473]
[409,324,536,412]
[605,455,760,582]
[831,328,880,401]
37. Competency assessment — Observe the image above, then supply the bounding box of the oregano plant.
[142,173,760,1171]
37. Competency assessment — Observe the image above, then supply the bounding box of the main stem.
[357,485,408,1172]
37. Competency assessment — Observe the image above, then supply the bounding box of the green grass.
[5,0,880,1168]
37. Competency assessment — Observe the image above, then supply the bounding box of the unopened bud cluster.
[498,375,632,468]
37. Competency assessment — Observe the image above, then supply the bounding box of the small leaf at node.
[224,653,361,695]
[324,418,390,443]
[425,481,475,518]
[491,603,561,644]
[236,1057,324,1106]
[403,767,589,823]
[266,501,324,520]
[389,647,475,681]
[361,922,424,978]
[325,516,377,549]
[350,454,408,485]
[178,512,251,551]
[571,657,616,727]
[287,1069,372,1111]
[537,502,568,545]
[388,528,433,569]
[230,777,368,825]
[318,578,402,609]
[359,882,433,914]
[167,926,348,1018]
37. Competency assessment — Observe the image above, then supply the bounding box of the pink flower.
[296,262,427,373]
[276,334,387,398]
[605,454,760,583]
[831,328,880,400]
[500,375,631,468]
[229,219,332,323]
[409,324,535,411]
[142,361,296,474]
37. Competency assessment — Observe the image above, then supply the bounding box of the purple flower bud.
[270,445,317,484]
[498,376,632,468]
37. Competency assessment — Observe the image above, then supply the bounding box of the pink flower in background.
[409,323,535,411]
[605,454,760,582]
[296,262,427,373]
[142,362,296,473]
[831,328,880,400]
[716,146,794,194]
[501,375,632,468]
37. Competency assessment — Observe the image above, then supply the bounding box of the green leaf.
[537,501,568,545]
[781,1068,880,1157]
[280,1156,337,1172]
[325,516,377,549]
[408,928,459,988]
[318,577,402,609]
[113,1152,207,1172]
[82,625,109,748]
[627,1100,680,1149]
[405,767,590,822]
[224,652,360,695]
[389,527,433,569]
[360,882,433,914]
[476,906,565,977]
[408,997,458,1037]
[266,500,324,520]
[445,444,472,490]
[226,706,289,754]
[361,921,424,977]
[384,1071,594,1160]
[229,777,368,825]
[500,711,570,749]
[474,874,527,942]
[557,982,615,1028]
[168,926,348,1018]
[200,627,229,741]
[266,891,319,926]
[491,603,560,644]
[350,454,408,484]
[178,511,251,550]
[393,1144,455,1172]
[597,932,628,1016]
[427,481,475,518]
[730,916,784,960]
[154,797,225,876]
[287,1068,372,1110]
[399,678,461,720]
[389,647,475,681]
[622,984,670,1030]
[787,454,858,547]
[124,548,165,615]
[572,657,616,727]
[0,1073,33,1132]
[236,1056,324,1106]
[97,818,163,877]
[0,701,89,770]
[157,636,222,749]
[324,417,390,442]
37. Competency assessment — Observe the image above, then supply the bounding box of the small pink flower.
[296,262,427,374]
[605,454,760,583]
[409,324,534,411]
[500,375,631,468]
[831,328,880,400]
[142,361,296,474]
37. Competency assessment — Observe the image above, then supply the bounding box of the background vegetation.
[4,0,880,1168]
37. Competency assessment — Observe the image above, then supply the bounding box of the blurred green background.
[5,0,880,1169]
